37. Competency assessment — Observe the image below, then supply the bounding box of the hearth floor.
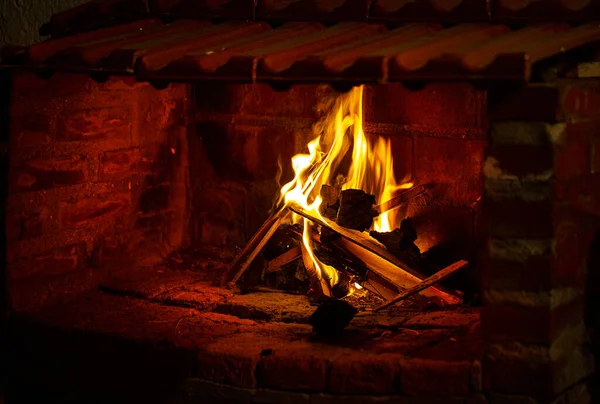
[8,262,485,403]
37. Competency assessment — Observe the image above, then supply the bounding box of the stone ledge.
[10,279,483,399]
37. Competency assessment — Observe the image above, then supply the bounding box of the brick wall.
[192,82,487,297]
[482,82,600,402]
[6,72,190,311]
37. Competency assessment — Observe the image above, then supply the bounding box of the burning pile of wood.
[221,182,466,317]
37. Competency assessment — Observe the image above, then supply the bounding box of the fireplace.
[1,1,600,403]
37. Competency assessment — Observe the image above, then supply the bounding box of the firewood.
[336,189,378,231]
[374,260,469,312]
[374,183,432,215]
[300,243,333,298]
[221,208,291,288]
[319,184,341,220]
[265,246,302,274]
[288,203,462,305]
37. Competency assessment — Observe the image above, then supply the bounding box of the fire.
[277,85,411,287]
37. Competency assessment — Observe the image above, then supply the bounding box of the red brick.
[10,157,88,192]
[196,83,324,119]
[487,145,553,177]
[561,85,600,119]
[197,336,271,388]
[488,85,561,122]
[482,297,584,344]
[257,343,337,391]
[60,193,130,228]
[554,121,597,184]
[485,200,553,238]
[138,185,171,213]
[8,243,85,281]
[99,147,155,181]
[10,102,57,147]
[137,211,174,230]
[486,347,594,398]
[5,209,48,242]
[481,254,555,291]
[199,123,298,182]
[592,137,600,174]
[58,106,132,141]
[11,71,92,101]
[364,83,487,138]
[328,353,400,395]
[400,359,471,396]
[414,137,485,207]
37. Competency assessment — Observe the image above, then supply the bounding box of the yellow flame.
[278,85,411,286]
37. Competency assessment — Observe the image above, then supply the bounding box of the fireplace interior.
[1,1,600,403]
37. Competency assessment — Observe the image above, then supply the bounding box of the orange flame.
[278,85,411,286]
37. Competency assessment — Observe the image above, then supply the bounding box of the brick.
[257,343,341,391]
[10,101,57,147]
[488,85,561,122]
[58,106,132,141]
[487,145,553,177]
[138,185,171,213]
[198,122,298,182]
[489,122,563,146]
[11,71,92,101]
[591,137,600,174]
[364,83,487,137]
[482,297,584,344]
[554,121,598,186]
[414,138,485,207]
[400,359,471,396]
[99,147,154,181]
[5,209,49,241]
[481,254,555,291]
[196,83,325,119]
[486,346,594,398]
[561,85,600,119]
[328,354,401,395]
[60,193,130,228]
[10,157,88,192]
[485,201,553,238]
[197,335,275,388]
[8,243,85,281]
[137,211,174,230]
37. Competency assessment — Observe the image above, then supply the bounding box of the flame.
[278,85,411,287]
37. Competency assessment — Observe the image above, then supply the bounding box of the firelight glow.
[278,85,412,287]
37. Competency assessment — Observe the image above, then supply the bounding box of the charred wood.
[374,183,432,214]
[309,300,358,336]
[336,189,378,231]
[319,184,341,221]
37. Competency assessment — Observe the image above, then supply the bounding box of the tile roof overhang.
[2,0,600,85]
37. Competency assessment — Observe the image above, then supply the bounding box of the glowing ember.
[277,85,412,288]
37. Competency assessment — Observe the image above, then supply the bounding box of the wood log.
[374,183,432,215]
[288,203,462,305]
[300,243,333,298]
[374,260,469,312]
[336,189,378,231]
[221,208,291,288]
[265,246,302,274]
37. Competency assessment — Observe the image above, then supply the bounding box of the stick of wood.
[300,243,333,298]
[374,183,432,215]
[221,208,291,288]
[265,246,302,274]
[373,260,468,312]
[288,203,462,305]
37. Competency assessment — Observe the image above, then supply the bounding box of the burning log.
[221,209,291,288]
[319,184,341,221]
[288,203,462,305]
[300,243,333,298]
[265,246,302,274]
[336,189,378,231]
[374,260,469,312]
[374,183,432,215]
